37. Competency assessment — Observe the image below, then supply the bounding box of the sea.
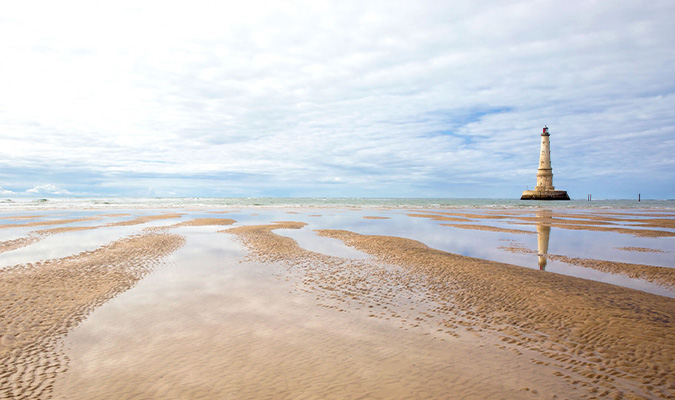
[1,197,673,210]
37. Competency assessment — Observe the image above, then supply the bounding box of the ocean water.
[0,197,673,210]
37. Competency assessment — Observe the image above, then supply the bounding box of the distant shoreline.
[1,197,673,211]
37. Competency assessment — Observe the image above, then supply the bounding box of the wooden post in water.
[639,193,641,202]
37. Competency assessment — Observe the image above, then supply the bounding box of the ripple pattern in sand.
[0,232,185,399]
[226,222,675,399]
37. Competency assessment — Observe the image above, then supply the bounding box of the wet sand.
[615,246,665,253]
[498,244,675,289]
[315,229,674,398]
[409,209,675,287]
[0,232,185,399]
[0,208,673,399]
[440,223,535,235]
[0,217,101,229]
[545,255,675,289]
[408,210,675,237]
[0,213,183,255]
[103,212,183,227]
[0,235,44,254]
[162,217,236,228]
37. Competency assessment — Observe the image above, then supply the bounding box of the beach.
[0,203,673,399]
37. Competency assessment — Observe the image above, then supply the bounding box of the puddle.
[0,207,672,296]
[0,226,143,268]
[275,227,370,259]
[52,232,571,399]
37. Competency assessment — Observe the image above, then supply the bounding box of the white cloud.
[25,184,73,196]
[0,186,16,195]
[0,0,673,198]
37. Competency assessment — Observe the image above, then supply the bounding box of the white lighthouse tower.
[521,126,570,200]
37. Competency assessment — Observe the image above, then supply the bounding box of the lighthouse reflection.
[536,210,551,270]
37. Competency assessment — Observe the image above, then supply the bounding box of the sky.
[1,0,674,199]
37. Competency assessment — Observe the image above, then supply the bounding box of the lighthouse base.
[520,190,570,201]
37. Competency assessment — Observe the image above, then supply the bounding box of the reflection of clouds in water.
[56,231,550,399]
[0,226,144,268]
[0,213,189,268]
[1,207,673,296]
[275,228,370,260]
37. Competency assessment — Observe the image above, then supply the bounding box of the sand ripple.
[407,210,675,238]
[546,254,675,290]
[0,233,185,399]
[319,230,675,399]
[226,222,675,399]
[0,213,184,257]
[441,223,535,235]
[103,213,183,227]
[0,235,45,254]
[160,217,235,228]
[615,246,665,253]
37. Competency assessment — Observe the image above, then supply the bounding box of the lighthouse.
[521,126,570,200]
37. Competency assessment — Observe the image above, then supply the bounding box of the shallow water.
[52,231,571,399]
[275,227,370,260]
[0,211,189,268]
[0,207,672,296]
[2,206,672,399]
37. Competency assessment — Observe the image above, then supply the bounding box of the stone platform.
[520,190,570,200]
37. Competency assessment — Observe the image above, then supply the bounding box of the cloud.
[25,184,73,196]
[0,186,16,195]
[0,0,673,198]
